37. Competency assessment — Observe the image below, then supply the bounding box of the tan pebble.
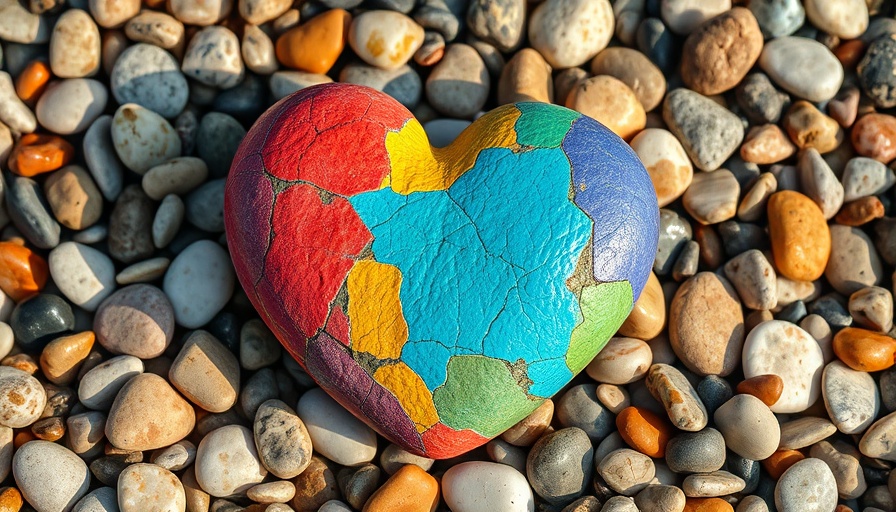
[693,224,724,270]
[2,354,38,375]
[767,190,831,281]
[825,224,883,295]
[105,373,195,451]
[566,75,645,141]
[169,0,231,25]
[183,466,211,512]
[498,48,553,105]
[682,169,740,225]
[291,456,339,512]
[618,271,666,340]
[681,7,764,96]
[849,286,893,332]
[835,196,886,226]
[40,331,94,386]
[596,384,631,415]
[646,363,708,432]
[89,0,140,28]
[738,172,777,222]
[586,337,653,385]
[348,11,424,71]
[247,481,296,503]
[118,463,186,512]
[66,411,106,457]
[669,272,744,377]
[124,10,184,49]
[783,100,844,153]
[500,399,553,447]
[50,9,101,78]
[590,47,666,111]
[629,128,693,208]
[169,330,239,413]
[141,157,208,201]
[740,124,796,164]
[851,113,896,163]
[242,25,278,75]
[44,165,103,231]
[239,0,292,25]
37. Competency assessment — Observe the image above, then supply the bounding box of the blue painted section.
[561,116,660,301]
[350,147,592,394]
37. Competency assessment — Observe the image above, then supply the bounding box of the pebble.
[841,157,895,201]
[48,242,115,312]
[859,37,896,108]
[83,116,125,202]
[73,486,119,512]
[109,185,155,264]
[618,271,665,341]
[276,9,351,74]
[740,125,796,165]
[615,406,673,458]
[526,427,592,504]
[111,103,182,175]
[585,337,652,385]
[501,399,553,447]
[713,394,780,460]
[749,0,804,38]
[666,428,726,475]
[759,36,843,102]
[805,0,868,39]
[111,44,188,119]
[247,480,296,504]
[826,225,883,296]
[736,73,789,126]
[0,1,50,44]
[292,455,340,511]
[36,79,107,135]
[124,11,184,50]
[682,169,739,225]
[13,441,90,512]
[297,387,377,466]
[682,471,745,498]
[851,113,896,163]
[597,448,655,496]
[601,496,639,512]
[118,463,186,512]
[778,416,837,450]
[105,373,195,451]
[8,133,75,178]
[169,330,239,413]
[782,100,843,154]
[497,48,553,104]
[0,367,45,428]
[488,438,527,473]
[379,443,435,475]
[44,165,104,231]
[821,360,879,435]
[88,0,139,28]
[663,88,744,171]
[832,327,896,373]
[810,440,865,500]
[239,319,280,370]
[426,44,489,118]
[0,72,37,134]
[9,293,74,351]
[669,272,745,377]
[590,47,666,112]
[6,175,62,249]
[195,425,267,497]
[93,284,174,359]
[556,384,615,443]
[767,191,831,282]
[567,75,645,141]
[661,0,730,35]
[349,11,424,70]
[646,363,707,432]
[774,458,837,512]
[40,331,94,386]
[681,8,763,96]
[185,179,226,232]
[49,9,101,78]
[163,239,234,329]
[151,440,196,471]
[242,24,278,75]
[181,26,244,89]
[77,354,143,410]
[240,0,292,24]
[115,257,170,285]
[798,148,843,220]
[254,399,313,479]
[723,250,776,310]
[442,461,533,512]
[152,195,185,249]
[635,485,686,512]
[737,374,784,407]
[528,0,613,69]
[339,63,421,109]
[848,286,893,332]
[629,128,693,208]
[197,113,245,179]
[0,242,47,302]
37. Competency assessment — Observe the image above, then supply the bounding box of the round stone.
[774,458,838,512]
[713,394,780,461]
[77,354,144,410]
[163,240,235,329]
[111,43,188,119]
[597,449,655,496]
[36,79,107,135]
[111,103,182,175]
[629,128,692,208]
[661,0,731,35]
[182,26,244,89]
[749,0,804,38]
[49,9,100,78]
[254,399,313,479]
[426,44,489,118]
[442,461,533,512]
[118,463,186,512]
[526,427,593,504]
[681,7,763,96]
[767,191,831,282]
[13,441,89,512]
[804,0,868,39]
[566,75,645,141]
[94,284,175,359]
[105,373,196,452]
[759,36,843,103]
[9,293,74,351]
[590,47,666,112]
[297,388,377,466]
[585,337,652,385]
[349,11,424,70]
[826,224,884,296]
[665,428,726,474]
[0,367,45,428]
[528,0,613,69]
[556,384,615,443]
[742,320,824,413]
[196,425,267,497]
[682,169,740,225]
[48,242,115,312]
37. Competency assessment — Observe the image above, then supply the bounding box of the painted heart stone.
[224,83,659,459]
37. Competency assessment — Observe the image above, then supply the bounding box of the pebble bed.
[0,0,895,511]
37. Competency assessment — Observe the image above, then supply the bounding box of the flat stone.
[152,195,184,249]
[809,440,865,500]
[664,428,726,474]
[83,116,125,201]
[714,394,780,461]
[296,388,377,466]
[646,363,708,432]
[111,104,181,175]
[94,284,174,359]
[841,157,895,201]
[110,44,187,118]
[163,240,234,329]
[426,44,488,118]
[774,458,837,512]
[124,11,184,50]
[591,47,666,112]
[118,463,186,512]
[13,441,90,512]
[151,440,196,471]
[254,399,313,479]
[826,225,883,296]
[44,165,104,231]
[682,471,746,498]
[169,330,240,413]
[661,0,730,34]
[663,88,744,171]
[778,417,837,450]
[36,79,107,135]
[105,373,195,451]
[798,148,843,220]
[635,485,685,512]
[682,169,739,225]
[597,449,655,496]
[585,337,652,385]
[759,36,843,102]
[48,242,115,312]
[442,461,533,512]
[115,257,170,285]
[556,384,614,443]
[78,355,143,410]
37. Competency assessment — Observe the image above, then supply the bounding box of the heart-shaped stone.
[224,83,658,458]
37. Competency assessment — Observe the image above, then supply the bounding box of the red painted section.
[421,422,490,459]
[324,307,351,346]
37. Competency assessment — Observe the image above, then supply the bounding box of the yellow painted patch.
[346,260,408,359]
[383,105,522,194]
[374,362,439,432]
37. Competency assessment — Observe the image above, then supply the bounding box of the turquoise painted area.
[514,103,581,148]
[349,147,593,397]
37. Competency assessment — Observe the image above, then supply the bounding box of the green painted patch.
[565,281,634,374]
[432,355,541,437]
[514,103,581,148]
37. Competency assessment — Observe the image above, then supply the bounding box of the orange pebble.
[833,327,896,372]
[0,241,48,302]
[761,449,805,480]
[275,9,351,74]
[0,487,23,512]
[834,196,886,226]
[616,406,673,458]
[8,133,74,177]
[835,505,855,512]
[835,39,866,69]
[851,113,896,163]
[736,374,784,407]
[14,60,51,103]
[363,464,439,512]
[684,498,734,512]
[13,430,34,448]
